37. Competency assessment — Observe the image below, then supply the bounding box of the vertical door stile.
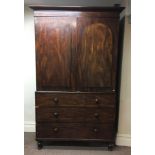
[112,19,120,92]
[70,17,77,91]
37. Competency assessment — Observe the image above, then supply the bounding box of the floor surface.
[24,132,131,155]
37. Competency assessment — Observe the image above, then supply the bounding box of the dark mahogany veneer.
[30,5,124,150]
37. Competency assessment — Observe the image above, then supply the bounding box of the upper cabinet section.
[32,6,124,92]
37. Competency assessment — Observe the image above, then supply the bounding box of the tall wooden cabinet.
[30,6,124,150]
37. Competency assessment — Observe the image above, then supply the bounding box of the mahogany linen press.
[30,5,124,150]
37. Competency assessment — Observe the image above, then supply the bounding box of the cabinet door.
[76,17,119,91]
[35,17,75,90]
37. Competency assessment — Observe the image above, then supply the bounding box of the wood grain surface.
[36,107,115,123]
[35,92,116,108]
[36,123,114,140]
[35,17,76,90]
[76,18,113,90]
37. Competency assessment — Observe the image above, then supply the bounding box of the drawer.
[36,123,114,140]
[36,92,115,108]
[36,107,115,123]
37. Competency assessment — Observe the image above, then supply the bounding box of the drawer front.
[36,107,115,123]
[36,123,114,140]
[36,92,115,108]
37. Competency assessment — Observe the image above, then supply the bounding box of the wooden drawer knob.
[93,128,99,133]
[53,112,59,118]
[53,127,59,132]
[95,98,99,104]
[35,106,39,109]
[94,113,99,118]
[53,97,59,103]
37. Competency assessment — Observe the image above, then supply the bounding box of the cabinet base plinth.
[36,140,115,150]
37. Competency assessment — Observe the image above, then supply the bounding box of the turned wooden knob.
[94,113,99,118]
[93,128,99,133]
[53,127,59,132]
[53,97,59,103]
[95,98,99,103]
[53,112,59,118]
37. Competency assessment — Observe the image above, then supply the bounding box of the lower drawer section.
[36,123,115,140]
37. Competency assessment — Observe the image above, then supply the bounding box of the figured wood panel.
[76,17,117,91]
[35,17,76,90]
